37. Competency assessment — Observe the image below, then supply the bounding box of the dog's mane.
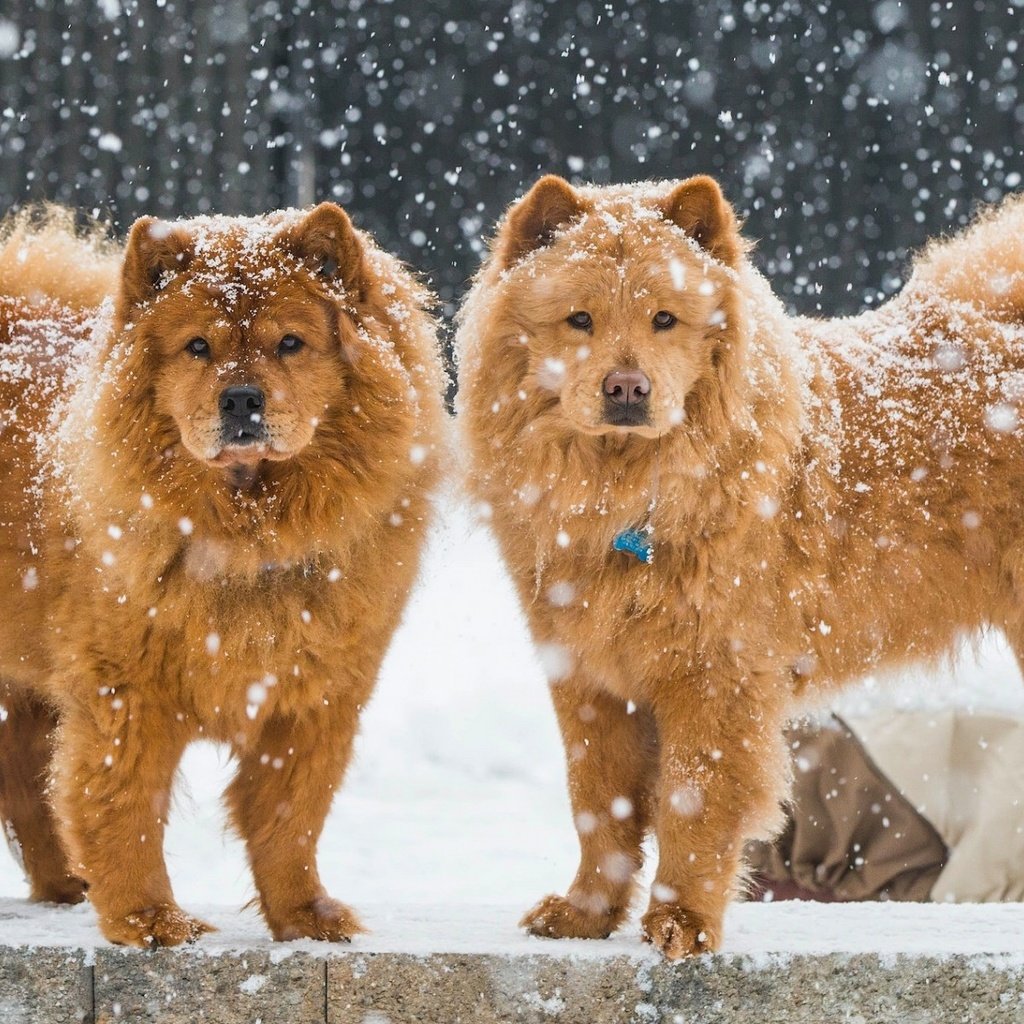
[455,191,805,561]
[43,210,448,580]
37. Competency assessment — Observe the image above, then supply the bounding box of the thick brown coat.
[456,176,1024,957]
[0,204,446,946]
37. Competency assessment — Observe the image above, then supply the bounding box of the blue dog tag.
[612,528,653,564]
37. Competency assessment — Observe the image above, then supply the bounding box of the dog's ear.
[498,175,590,268]
[660,176,740,266]
[284,202,365,301]
[121,216,193,307]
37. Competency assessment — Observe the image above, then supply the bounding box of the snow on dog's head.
[54,201,446,574]
[115,203,372,475]
[458,175,750,443]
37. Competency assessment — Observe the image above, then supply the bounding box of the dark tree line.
[1,0,1022,337]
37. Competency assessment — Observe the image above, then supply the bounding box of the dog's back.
[0,206,119,311]
[789,193,1024,690]
[909,194,1024,323]
[0,207,116,474]
[0,208,116,683]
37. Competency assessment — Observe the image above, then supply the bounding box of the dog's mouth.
[572,418,667,441]
[602,404,652,429]
[211,415,276,465]
[210,444,268,466]
[197,412,316,472]
[206,441,297,491]
[207,432,299,474]
[221,418,269,447]
[208,443,294,466]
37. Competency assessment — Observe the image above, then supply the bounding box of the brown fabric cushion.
[746,715,947,902]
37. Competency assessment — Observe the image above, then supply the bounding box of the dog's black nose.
[220,386,266,444]
[220,386,265,419]
[603,370,651,407]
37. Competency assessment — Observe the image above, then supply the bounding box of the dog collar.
[613,527,653,564]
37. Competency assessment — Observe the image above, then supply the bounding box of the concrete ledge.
[94,948,326,1023]
[330,953,1024,1024]
[0,946,91,1024]
[2,901,1024,1022]
[2,947,1024,1023]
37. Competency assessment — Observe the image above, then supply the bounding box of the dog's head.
[490,175,745,441]
[116,203,368,484]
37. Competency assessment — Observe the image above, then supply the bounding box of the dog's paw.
[641,903,718,959]
[271,895,365,942]
[31,875,88,906]
[520,893,618,940]
[105,904,215,948]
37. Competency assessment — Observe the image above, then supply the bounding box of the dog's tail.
[909,193,1024,321]
[0,204,120,311]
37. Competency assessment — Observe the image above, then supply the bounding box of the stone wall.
[3,944,1023,1023]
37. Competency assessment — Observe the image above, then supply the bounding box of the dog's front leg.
[521,678,658,940]
[53,692,208,946]
[226,699,365,942]
[643,677,787,959]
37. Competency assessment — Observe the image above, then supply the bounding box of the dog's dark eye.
[185,337,210,358]
[278,334,304,356]
[652,311,677,331]
[567,311,592,331]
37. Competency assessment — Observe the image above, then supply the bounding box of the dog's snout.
[603,369,651,407]
[220,386,265,419]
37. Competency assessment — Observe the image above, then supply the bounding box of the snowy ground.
[2,499,1024,955]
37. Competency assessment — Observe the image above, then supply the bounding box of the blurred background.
[1,1,1022,330]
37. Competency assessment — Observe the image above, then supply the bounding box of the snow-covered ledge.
[2,900,1024,1023]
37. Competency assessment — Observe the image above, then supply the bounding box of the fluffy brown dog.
[0,203,445,946]
[457,175,1024,958]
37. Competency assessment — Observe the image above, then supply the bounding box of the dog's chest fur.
[50,532,385,739]
[493,482,772,702]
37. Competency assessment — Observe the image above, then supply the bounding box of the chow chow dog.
[0,203,445,945]
[457,174,1024,957]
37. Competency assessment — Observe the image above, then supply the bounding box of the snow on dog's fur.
[0,203,446,946]
[457,175,1024,958]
